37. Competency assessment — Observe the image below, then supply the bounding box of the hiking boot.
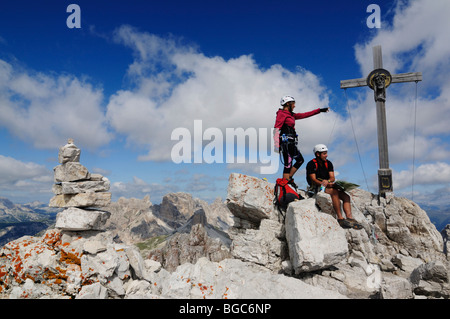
[338,219,351,228]
[338,218,363,230]
[347,218,364,230]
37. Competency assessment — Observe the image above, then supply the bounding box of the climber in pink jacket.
[274,95,329,185]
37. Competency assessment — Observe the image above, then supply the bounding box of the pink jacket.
[273,108,320,148]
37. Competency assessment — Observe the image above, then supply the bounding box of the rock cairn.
[49,139,111,231]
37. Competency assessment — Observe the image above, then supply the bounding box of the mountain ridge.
[0,173,449,299]
[0,197,58,246]
[1,194,449,246]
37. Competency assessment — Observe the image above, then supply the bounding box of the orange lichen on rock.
[42,230,62,248]
[0,229,77,296]
[43,266,68,282]
[60,249,82,266]
[223,286,229,299]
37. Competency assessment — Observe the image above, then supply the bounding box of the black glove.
[320,107,329,113]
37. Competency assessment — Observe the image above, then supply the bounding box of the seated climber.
[306,144,362,230]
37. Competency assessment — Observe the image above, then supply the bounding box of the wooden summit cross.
[340,45,422,197]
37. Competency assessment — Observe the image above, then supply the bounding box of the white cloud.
[107,25,331,163]
[394,162,450,190]
[0,155,53,203]
[186,173,217,192]
[0,155,50,185]
[110,176,178,203]
[355,0,450,78]
[333,0,450,189]
[334,91,450,165]
[412,186,450,209]
[0,60,112,150]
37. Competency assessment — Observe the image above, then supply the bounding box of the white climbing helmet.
[280,95,295,106]
[314,144,328,154]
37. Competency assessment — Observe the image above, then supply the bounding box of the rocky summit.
[0,143,449,299]
[225,173,449,299]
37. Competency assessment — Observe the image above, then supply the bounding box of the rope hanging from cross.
[340,45,422,197]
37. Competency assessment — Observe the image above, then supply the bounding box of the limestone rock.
[391,254,424,274]
[104,196,171,244]
[441,225,450,258]
[83,240,107,254]
[0,229,343,300]
[230,219,287,272]
[0,232,61,286]
[124,245,148,280]
[285,199,348,274]
[124,280,159,299]
[154,257,347,299]
[9,278,63,299]
[148,223,231,272]
[384,197,443,259]
[52,178,110,195]
[58,139,81,164]
[316,187,444,262]
[410,261,450,298]
[380,273,413,299]
[203,197,234,231]
[226,173,276,225]
[158,192,198,223]
[55,207,111,231]
[54,162,90,182]
[145,259,162,273]
[49,192,111,208]
[76,282,108,299]
[156,192,232,230]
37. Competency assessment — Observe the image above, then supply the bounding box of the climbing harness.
[279,133,301,167]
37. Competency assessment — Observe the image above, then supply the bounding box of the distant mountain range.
[419,203,450,233]
[0,197,59,246]
[0,195,448,249]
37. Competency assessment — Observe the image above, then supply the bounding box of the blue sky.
[0,0,449,208]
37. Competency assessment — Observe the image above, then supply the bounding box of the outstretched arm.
[293,107,328,119]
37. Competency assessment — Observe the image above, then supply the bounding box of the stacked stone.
[49,139,111,231]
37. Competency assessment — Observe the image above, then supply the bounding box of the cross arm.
[391,72,422,84]
[340,72,422,89]
[340,78,366,89]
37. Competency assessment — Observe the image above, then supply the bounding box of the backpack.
[312,158,328,170]
[274,178,300,219]
[306,158,329,186]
